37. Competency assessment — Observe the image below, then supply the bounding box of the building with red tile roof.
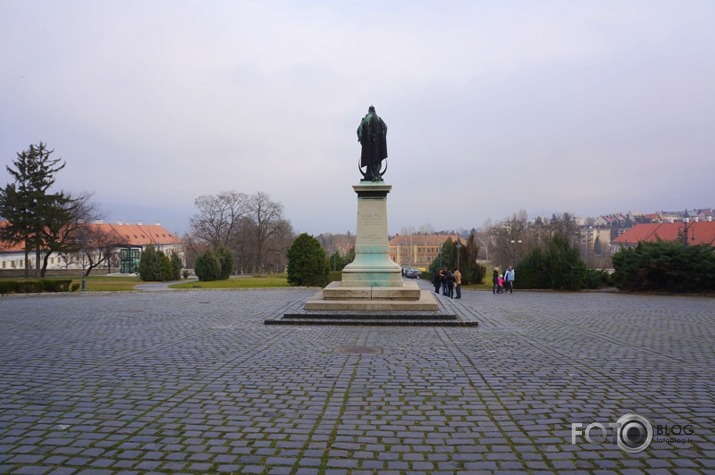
[0,220,182,273]
[611,219,715,253]
[100,222,181,247]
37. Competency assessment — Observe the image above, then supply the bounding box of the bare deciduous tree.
[41,192,103,277]
[80,223,128,276]
[246,192,291,273]
[488,209,529,267]
[549,212,580,243]
[189,191,249,250]
[187,191,293,274]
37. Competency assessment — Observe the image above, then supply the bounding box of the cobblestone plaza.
[1,284,713,474]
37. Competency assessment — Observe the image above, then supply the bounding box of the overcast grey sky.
[2,1,713,236]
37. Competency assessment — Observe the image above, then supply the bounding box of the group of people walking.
[492,266,515,294]
[429,265,516,297]
[432,267,462,299]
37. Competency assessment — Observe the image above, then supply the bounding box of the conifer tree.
[287,233,329,287]
[0,143,71,277]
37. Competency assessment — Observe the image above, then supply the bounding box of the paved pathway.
[0,284,713,474]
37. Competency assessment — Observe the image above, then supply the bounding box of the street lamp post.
[510,239,523,266]
[682,210,696,246]
[80,222,87,291]
[456,242,462,270]
[475,236,489,263]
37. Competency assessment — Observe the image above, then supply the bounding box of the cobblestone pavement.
[0,284,713,474]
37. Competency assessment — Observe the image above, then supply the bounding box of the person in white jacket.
[504,266,515,294]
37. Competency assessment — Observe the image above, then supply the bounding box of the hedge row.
[612,241,715,292]
[0,279,77,295]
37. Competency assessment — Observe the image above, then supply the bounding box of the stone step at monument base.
[322,280,422,301]
[305,290,438,312]
[262,291,479,326]
[307,281,438,312]
[267,313,475,326]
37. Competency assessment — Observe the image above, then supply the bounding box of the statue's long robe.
[357,113,388,167]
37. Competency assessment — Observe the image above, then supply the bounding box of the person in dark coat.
[445,270,455,298]
[432,270,441,293]
[492,267,499,294]
[440,268,448,295]
[357,105,388,181]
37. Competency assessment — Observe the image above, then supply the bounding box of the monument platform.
[264,284,476,326]
[305,281,438,311]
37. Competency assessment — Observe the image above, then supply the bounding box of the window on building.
[120,248,141,273]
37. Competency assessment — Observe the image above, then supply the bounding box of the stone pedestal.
[304,181,438,312]
[341,182,402,287]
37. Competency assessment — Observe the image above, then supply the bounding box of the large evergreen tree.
[517,233,608,290]
[0,143,72,277]
[460,233,487,285]
[427,236,486,285]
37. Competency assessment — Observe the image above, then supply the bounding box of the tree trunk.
[35,248,42,278]
[24,246,30,279]
[41,252,52,278]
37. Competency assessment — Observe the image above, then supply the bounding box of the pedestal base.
[305,280,439,311]
[340,266,403,287]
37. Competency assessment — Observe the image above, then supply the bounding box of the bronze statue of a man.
[357,105,388,181]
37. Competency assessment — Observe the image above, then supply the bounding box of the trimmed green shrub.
[612,241,715,292]
[42,279,73,292]
[194,250,222,281]
[170,251,183,281]
[287,233,329,287]
[0,279,73,295]
[138,245,173,281]
[328,251,353,272]
[216,247,233,280]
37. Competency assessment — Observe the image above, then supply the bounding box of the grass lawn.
[464,282,492,291]
[80,275,142,291]
[1,274,291,292]
[4,274,486,293]
[170,274,291,289]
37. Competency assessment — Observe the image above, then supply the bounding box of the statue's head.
[368,105,375,113]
